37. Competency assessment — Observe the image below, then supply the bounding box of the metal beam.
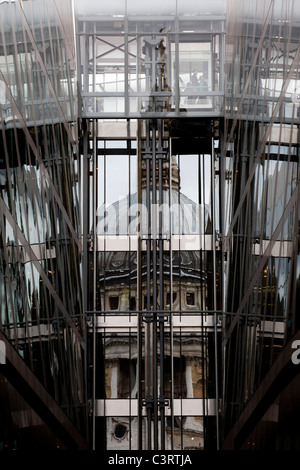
[0,331,89,450]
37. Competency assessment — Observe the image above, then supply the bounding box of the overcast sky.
[74,0,227,16]
[73,0,300,22]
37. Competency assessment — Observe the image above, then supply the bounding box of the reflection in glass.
[76,3,225,117]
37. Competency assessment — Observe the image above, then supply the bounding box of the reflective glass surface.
[0,0,299,453]
[74,0,226,118]
[0,0,86,449]
[222,0,300,446]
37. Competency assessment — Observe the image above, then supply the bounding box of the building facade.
[0,0,298,451]
[0,0,87,450]
[76,0,225,451]
[222,0,300,450]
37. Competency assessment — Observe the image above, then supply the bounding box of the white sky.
[74,0,227,16]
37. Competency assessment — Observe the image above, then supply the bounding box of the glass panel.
[253,158,298,240]
[172,42,212,109]
[77,8,225,117]
[96,143,137,236]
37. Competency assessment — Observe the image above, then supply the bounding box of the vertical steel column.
[82,25,90,318]
[151,119,159,450]
[143,36,152,449]
[82,120,89,326]
[142,32,170,450]
[83,25,89,102]
[157,118,165,450]
[211,133,220,450]
[219,31,225,98]
[137,120,143,451]
[143,35,158,451]
[169,138,174,450]
[80,22,94,448]
[174,11,180,115]
[81,118,90,446]
[145,118,153,450]
[92,119,98,452]
[124,13,129,116]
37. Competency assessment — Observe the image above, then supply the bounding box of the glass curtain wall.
[0,0,87,449]
[75,0,226,119]
[76,0,225,451]
[222,0,300,448]
[83,125,222,450]
[1,0,299,451]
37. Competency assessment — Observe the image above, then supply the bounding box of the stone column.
[183,356,203,432]
[106,358,120,399]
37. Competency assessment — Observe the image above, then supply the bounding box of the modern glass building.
[0,0,298,452]
[76,0,225,451]
[222,0,300,450]
[0,0,87,450]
